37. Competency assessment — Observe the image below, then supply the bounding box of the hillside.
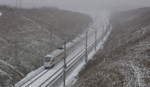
[0,6,92,86]
[73,7,150,87]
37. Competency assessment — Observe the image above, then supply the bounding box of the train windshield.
[44,57,51,62]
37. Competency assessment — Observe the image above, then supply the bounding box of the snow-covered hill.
[73,7,150,87]
[0,6,92,86]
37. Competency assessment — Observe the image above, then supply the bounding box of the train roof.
[45,55,53,58]
[47,49,63,58]
[44,40,75,59]
[66,42,73,48]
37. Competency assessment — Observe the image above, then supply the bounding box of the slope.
[0,6,92,86]
[73,7,150,87]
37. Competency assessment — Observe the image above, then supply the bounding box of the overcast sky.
[0,0,150,13]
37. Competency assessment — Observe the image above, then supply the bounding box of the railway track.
[44,41,96,87]
[38,48,86,87]
[16,32,90,87]
[18,45,84,87]
[24,40,94,87]
[16,28,104,87]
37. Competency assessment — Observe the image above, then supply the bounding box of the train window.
[58,46,64,50]
[59,48,63,50]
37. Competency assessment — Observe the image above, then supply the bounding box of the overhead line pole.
[16,0,18,8]
[16,0,21,8]
[95,30,97,51]
[85,31,88,63]
[19,0,22,8]
[63,40,67,87]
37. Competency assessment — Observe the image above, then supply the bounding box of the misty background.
[0,0,150,87]
[0,0,150,13]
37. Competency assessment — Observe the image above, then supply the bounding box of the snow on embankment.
[58,11,112,87]
[0,59,24,86]
[73,7,150,87]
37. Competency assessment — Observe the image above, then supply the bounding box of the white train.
[43,32,94,69]
[44,41,75,69]
[44,48,64,69]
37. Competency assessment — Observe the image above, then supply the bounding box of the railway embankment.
[73,7,150,87]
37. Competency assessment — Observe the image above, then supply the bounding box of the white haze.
[0,0,150,13]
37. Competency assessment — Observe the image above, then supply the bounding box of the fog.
[0,0,150,13]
